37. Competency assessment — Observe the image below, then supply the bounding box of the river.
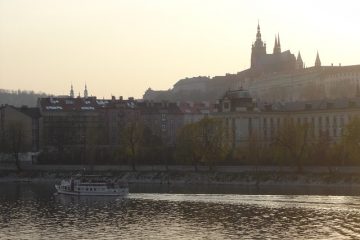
[0,182,359,239]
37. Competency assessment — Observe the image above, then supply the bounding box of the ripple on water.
[1,186,360,239]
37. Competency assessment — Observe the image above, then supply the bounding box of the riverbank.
[1,167,360,188]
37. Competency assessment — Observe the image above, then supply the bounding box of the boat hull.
[55,185,129,197]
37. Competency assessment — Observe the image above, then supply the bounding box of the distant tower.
[251,21,267,69]
[273,35,278,54]
[273,33,281,54]
[296,52,304,69]
[84,84,88,98]
[70,84,74,98]
[315,51,321,67]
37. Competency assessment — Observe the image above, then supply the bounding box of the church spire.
[84,84,88,98]
[315,51,321,67]
[296,51,304,69]
[273,33,281,54]
[251,21,267,70]
[273,35,277,53]
[256,21,262,41]
[70,84,74,98]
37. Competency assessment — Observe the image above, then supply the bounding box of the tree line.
[3,116,360,172]
[0,89,48,107]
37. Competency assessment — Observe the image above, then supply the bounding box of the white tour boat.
[55,174,129,196]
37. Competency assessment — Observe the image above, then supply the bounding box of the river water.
[0,182,360,239]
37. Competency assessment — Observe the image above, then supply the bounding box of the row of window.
[262,115,347,128]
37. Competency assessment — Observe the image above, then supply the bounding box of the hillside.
[0,89,49,107]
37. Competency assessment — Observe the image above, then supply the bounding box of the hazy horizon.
[1,0,360,99]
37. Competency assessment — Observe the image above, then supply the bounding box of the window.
[161,114,166,121]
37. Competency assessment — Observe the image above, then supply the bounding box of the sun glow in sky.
[0,0,359,98]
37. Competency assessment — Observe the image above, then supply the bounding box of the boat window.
[86,188,88,191]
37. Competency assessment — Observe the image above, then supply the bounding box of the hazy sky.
[1,0,360,99]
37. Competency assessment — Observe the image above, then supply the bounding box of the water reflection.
[0,183,360,239]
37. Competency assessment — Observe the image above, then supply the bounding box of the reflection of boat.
[55,174,129,196]
[55,193,127,206]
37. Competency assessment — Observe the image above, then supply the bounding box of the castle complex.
[250,23,298,76]
[144,23,360,103]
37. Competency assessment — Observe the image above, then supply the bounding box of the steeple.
[273,35,278,53]
[84,84,88,98]
[315,51,321,67]
[256,21,261,41]
[251,21,267,69]
[296,51,304,70]
[70,84,74,98]
[273,34,281,54]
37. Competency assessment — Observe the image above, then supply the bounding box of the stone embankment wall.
[1,164,360,174]
[1,164,360,186]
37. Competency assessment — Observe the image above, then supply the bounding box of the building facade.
[214,89,357,147]
[0,105,41,162]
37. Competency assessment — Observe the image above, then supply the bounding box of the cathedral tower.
[296,52,304,69]
[84,84,88,98]
[315,51,321,67]
[251,22,267,69]
[273,34,281,54]
[70,84,74,98]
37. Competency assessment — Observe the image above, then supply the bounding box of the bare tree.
[4,121,27,171]
[122,120,144,171]
[176,117,231,171]
[247,131,267,171]
[274,121,312,172]
[342,117,360,164]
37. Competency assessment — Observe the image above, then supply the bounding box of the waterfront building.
[213,88,359,146]
[37,88,184,163]
[0,105,41,162]
[137,101,183,146]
